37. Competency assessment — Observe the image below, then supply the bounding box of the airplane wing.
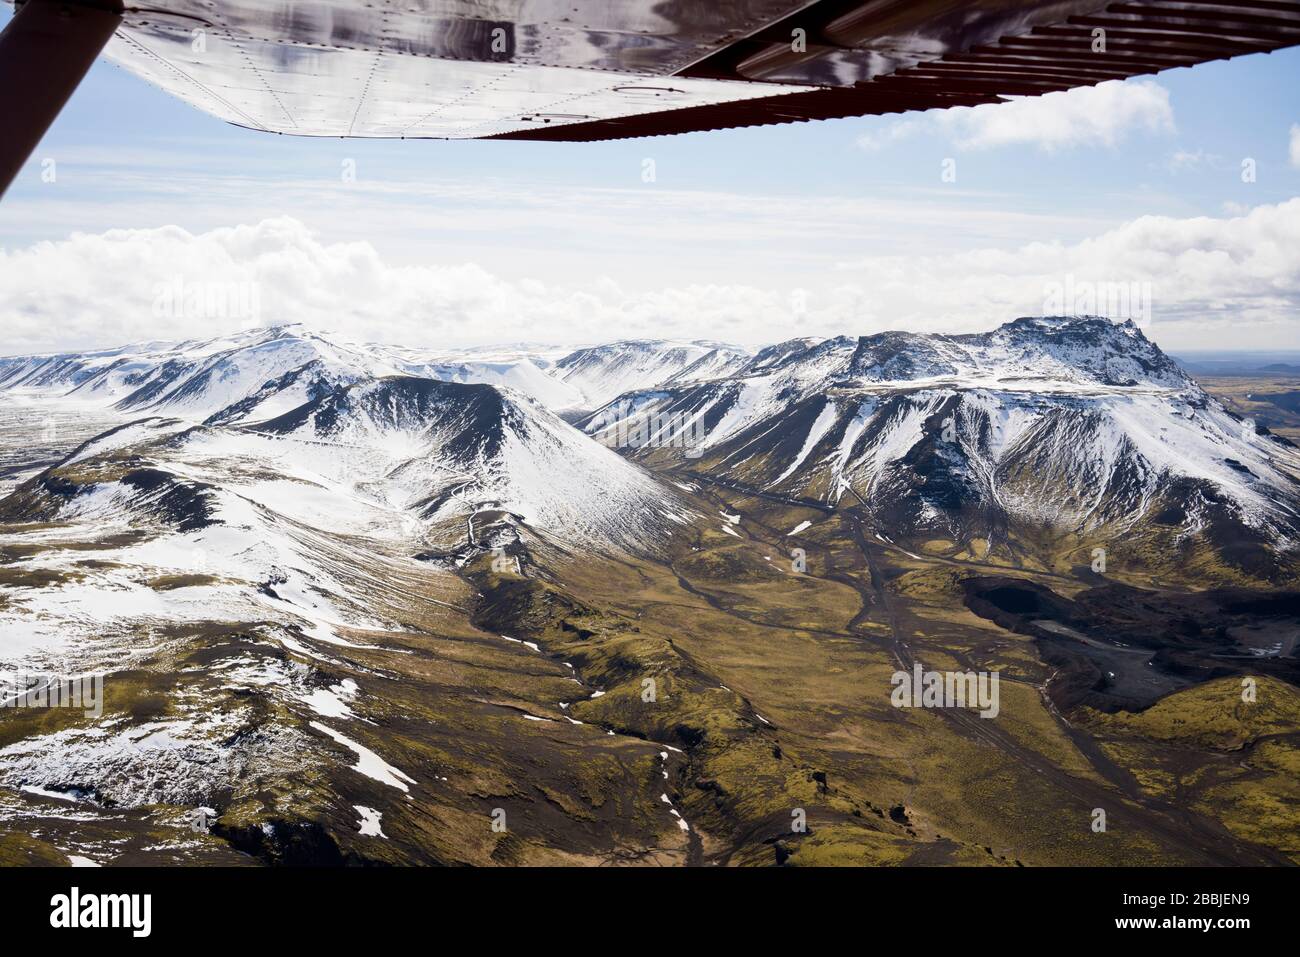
[86,0,1300,140]
[1,0,1298,198]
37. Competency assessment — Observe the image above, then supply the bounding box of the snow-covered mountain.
[0,327,753,420]
[7,317,1300,575]
[0,327,710,553]
[3,377,690,557]
[737,337,824,374]
[550,339,749,411]
[580,317,1300,575]
[0,325,585,421]
[248,376,692,550]
[0,348,700,831]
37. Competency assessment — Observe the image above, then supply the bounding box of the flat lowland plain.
[1201,375,1300,443]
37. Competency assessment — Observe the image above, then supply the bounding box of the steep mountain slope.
[738,337,824,374]
[4,378,690,559]
[581,317,1300,580]
[119,328,402,422]
[662,346,751,388]
[249,376,692,551]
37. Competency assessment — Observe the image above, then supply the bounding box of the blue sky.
[1,5,1297,353]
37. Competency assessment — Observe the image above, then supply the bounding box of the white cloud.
[1,200,1297,356]
[0,218,805,353]
[946,80,1175,151]
[832,198,1300,342]
[857,80,1175,153]
[1290,123,1300,169]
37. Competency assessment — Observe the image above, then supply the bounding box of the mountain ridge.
[579,317,1300,581]
[6,315,1298,579]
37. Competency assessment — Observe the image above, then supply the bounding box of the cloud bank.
[2,199,1297,355]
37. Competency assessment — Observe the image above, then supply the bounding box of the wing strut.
[0,0,121,199]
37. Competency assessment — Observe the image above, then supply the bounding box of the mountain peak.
[245,374,688,551]
[832,315,1188,390]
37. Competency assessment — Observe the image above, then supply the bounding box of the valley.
[1,319,1298,866]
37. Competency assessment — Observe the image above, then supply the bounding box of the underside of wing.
[82,0,1300,140]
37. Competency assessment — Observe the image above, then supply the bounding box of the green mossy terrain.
[2,438,1298,866]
